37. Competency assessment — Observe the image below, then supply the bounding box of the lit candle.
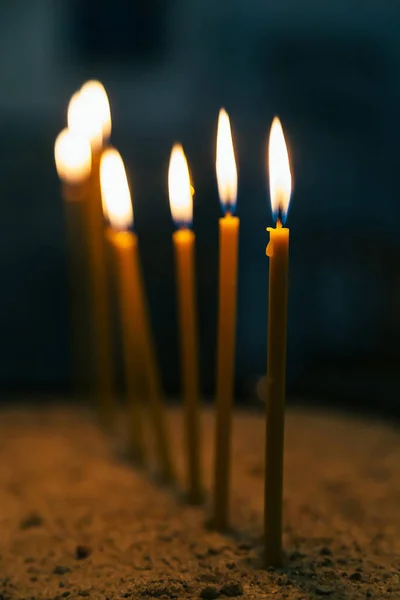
[99,148,146,463]
[212,108,239,530]
[264,117,292,567]
[101,148,175,480]
[168,144,203,504]
[54,128,92,397]
[67,82,116,429]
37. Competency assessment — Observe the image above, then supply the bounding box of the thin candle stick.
[213,214,239,529]
[264,222,289,567]
[54,128,92,401]
[63,182,90,397]
[264,117,292,567]
[67,81,116,431]
[132,235,175,482]
[100,147,175,482]
[168,144,203,503]
[86,149,116,430]
[107,229,146,464]
[212,108,239,530]
[173,228,202,503]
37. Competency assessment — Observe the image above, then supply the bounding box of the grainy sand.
[0,404,399,599]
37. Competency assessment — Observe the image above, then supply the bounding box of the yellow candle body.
[107,229,146,464]
[86,149,116,429]
[173,229,203,503]
[115,231,174,481]
[63,182,90,398]
[264,226,289,567]
[212,214,239,530]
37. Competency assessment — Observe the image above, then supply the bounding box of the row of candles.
[54,81,293,568]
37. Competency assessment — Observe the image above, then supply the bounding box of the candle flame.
[216,108,237,214]
[81,80,112,139]
[100,148,133,230]
[67,81,111,149]
[168,143,193,228]
[54,128,92,185]
[268,117,292,224]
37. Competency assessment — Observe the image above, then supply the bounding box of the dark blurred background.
[1,1,400,414]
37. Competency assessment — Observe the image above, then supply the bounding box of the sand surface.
[0,404,399,599]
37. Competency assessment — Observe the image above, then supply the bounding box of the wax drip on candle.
[266,233,273,257]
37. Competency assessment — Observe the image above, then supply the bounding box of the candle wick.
[275,205,284,228]
[223,202,235,218]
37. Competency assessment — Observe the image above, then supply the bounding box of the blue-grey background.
[0,1,400,414]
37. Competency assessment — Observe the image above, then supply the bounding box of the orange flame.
[54,128,92,184]
[100,148,133,230]
[168,144,193,227]
[268,117,292,223]
[67,81,111,149]
[216,108,237,213]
